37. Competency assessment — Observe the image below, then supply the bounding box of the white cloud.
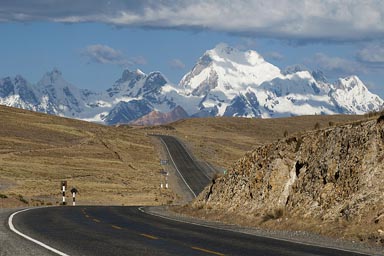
[169,59,186,69]
[265,51,284,61]
[82,44,146,67]
[131,56,147,65]
[306,52,363,75]
[357,43,384,64]
[2,1,384,42]
[83,44,129,65]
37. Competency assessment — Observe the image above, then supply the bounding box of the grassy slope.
[148,115,365,170]
[0,105,174,207]
[0,104,366,207]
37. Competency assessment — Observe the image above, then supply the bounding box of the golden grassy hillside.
[0,104,366,208]
[148,115,365,170]
[0,105,174,207]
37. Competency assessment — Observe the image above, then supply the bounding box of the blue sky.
[1,1,384,98]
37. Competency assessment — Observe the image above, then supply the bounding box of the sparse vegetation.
[364,109,384,119]
[0,105,367,207]
[0,193,8,199]
[0,105,173,206]
[149,115,365,170]
[261,208,285,223]
[17,195,28,204]
[314,122,321,129]
[377,114,384,124]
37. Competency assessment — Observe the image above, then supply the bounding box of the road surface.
[157,135,213,197]
[11,206,367,256]
[8,135,370,255]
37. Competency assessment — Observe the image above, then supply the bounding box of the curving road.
[11,206,366,256]
[8,135,369,255]
[157,135,212,197]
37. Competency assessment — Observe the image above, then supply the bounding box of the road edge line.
[8,208,70,256]
[139,207,371,256]
[158,136,197,197]
[175,138,211,180]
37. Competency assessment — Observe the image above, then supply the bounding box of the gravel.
[145,206,384,256]
[0,208,55,256]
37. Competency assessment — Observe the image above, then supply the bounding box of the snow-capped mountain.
[179,44,383,118]
[98,69,179,124]
[36,69,90,117]
[0,44,383,125]
[0,69,90,117]
[0,75,39,110]
[330,76,383,114]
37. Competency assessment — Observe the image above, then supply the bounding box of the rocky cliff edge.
[192,115,384,245]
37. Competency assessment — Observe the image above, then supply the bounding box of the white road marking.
[175,139,211,180]
[139,207,371,256]
[159,136,197,197]
[8,208,70,256]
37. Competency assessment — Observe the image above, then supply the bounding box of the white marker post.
[70,188,78,206]
[159,170,168,189]
[61,181,67,205]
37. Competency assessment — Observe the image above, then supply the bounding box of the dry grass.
[0,104,368,208]
[146,115,365,170]
[0,105,175,207]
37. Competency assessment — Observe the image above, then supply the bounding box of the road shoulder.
[0,208,55,256]
[144,205,383,256]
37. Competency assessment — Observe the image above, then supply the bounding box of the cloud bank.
[2,0,384,42]
[82,44,146,67]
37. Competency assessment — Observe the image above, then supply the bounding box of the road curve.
[8,135,371,255]
[157,135,212,197]
[11,206,367,256]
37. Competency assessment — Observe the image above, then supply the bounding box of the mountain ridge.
[0,44,383,125]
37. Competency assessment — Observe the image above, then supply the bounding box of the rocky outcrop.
[130,105,189,126]
[193,115,384,244]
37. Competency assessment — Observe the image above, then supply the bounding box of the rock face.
[130,105,189,126]
[193,115,384,243]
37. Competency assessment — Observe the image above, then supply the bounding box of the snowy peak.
[116,69,146,85]
[107,69,168,99]
[0,75,39,108]
[179,44,282,99]
[206,43,265,66]
[330,75,384,114]
[334,76,366,91]
[39,68,64,86]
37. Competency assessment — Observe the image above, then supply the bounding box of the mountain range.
[0,44,383,125]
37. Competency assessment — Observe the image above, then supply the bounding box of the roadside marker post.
[70,188,78,206]
[159,170,169,189]
[61,181,67,205]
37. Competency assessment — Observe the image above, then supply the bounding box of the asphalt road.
[11,206,367,256]
[157,135,212,197]
[8,135,371,255]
